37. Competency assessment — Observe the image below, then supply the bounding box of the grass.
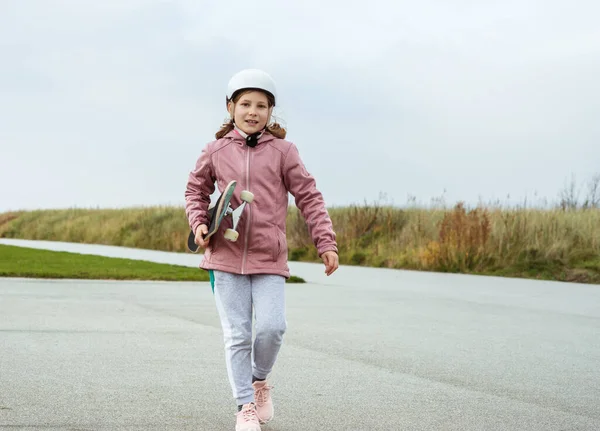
[0,244,209,281]
[0,244,305,283]
[1,197,599,284]
[289,201,600,284]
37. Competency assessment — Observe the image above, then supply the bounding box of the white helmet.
[226,69,277,106]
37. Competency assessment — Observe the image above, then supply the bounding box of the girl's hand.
[195,224,209,248]
[322,251,339,276]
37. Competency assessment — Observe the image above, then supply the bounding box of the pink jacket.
[185,130,338,278]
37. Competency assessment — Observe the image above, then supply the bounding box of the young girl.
[185,68,339,431]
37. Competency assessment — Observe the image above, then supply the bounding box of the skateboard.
[187,180,254,253]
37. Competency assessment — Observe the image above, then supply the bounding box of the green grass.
[478,258,600,284]
[0,244,305,283]
[0,244,210,281]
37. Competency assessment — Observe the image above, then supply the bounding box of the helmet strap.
[233,124,263,148]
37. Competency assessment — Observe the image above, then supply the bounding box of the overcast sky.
[1,0,599,213]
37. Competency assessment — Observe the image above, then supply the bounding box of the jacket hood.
[224,129,277,147]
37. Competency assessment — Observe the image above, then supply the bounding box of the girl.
[185,68,339,431]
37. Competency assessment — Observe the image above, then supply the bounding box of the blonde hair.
[216,90,286,139]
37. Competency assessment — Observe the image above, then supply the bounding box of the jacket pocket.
[273,227,287,262]
[270,226,278,262]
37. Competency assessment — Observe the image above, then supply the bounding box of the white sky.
[1,0,599,212]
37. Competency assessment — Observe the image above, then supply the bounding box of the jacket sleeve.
[185,145,216,234]
[282,143,338,256]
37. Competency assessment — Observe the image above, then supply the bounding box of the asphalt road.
[0,239,599,430]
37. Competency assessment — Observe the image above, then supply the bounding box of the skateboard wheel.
[240,190,254,203]
[224,229,239,242]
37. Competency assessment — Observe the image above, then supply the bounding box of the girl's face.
[229,91,272,135]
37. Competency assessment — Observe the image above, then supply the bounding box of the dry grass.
[0,207,189,251]
[283,200,599,283]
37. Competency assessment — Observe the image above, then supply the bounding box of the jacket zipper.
[241,146,251,274]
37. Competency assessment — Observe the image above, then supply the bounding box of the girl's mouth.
[246,120,258,126]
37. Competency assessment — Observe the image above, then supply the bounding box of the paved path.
[1,239,599,430]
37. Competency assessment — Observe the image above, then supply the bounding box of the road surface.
[0,239,599,430]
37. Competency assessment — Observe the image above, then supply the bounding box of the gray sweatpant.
[212,270,287,405]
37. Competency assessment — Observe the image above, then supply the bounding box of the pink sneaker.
[235,403,261,431]
[252,380,274,424]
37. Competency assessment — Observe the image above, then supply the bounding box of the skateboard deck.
[187,180,253,253]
